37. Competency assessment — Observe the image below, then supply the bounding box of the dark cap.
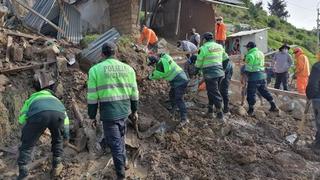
[102,41,117,56]
[201,32,213,41]
[244,41,256,49]
[279,43,290,51]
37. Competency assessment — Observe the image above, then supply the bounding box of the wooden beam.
[230,79,306,99]
[0,61,56,74]
[201,0,248,9]
[12,0,64,34]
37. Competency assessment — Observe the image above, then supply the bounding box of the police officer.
[148,53,189,126]
[17,80,69,180]
[220,52,233,113]
[195,32,225,121]
[87,42,139,180]
[244,42,278,115]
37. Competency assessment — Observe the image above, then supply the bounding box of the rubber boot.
[52,157,63,177]
[17,165,28,180]
[206,106,214,119]
[223,105,229,114]
[216,110,225,123]
[269,101,279,112]
[116,167,125,180]
[247,106,254,116]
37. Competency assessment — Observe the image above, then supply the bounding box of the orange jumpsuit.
[215,22,227,41]
[295,49,310,94]
[139,27,158,45]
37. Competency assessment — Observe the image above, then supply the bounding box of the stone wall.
[108,0,140,35]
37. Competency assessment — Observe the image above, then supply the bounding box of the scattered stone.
[231,145,257,165]
[285,133,298,144]
[182,149,193,159]
[10,44,23,62]
[233,106,247,116]
[57,56,68,72]
[171,132,181,142]
[254,110,266,119]
[0,159,6,173]
[55,83,64,98]
[274,152,306,169]
[23,45,34,60]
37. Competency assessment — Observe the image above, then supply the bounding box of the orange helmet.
[293,47,303,54]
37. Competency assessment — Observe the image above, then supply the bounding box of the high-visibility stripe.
[88,94,139,104]
[88,83,137,93]
[87,99,98,104]
[202,62,223,68]
[130,95,139,101]
[204,55,222,61]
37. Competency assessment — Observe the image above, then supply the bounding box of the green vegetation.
[217,1,317,65]
[80,34,100,48]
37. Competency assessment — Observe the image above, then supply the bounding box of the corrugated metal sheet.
[81,28,120,63]
[218,0,244,5]
[23,0,56,32]
[228,28,270,38]
[57,3,82,44]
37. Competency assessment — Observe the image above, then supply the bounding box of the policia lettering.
[104,65,128,78]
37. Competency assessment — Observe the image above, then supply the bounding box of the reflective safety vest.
[87,58,139,105]
[195,41,224,69]
[19,90,69,125]
[149,54,184,81]
[245,47,265,72]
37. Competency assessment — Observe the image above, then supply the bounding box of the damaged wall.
[108,0,139,34]
[75,0,111,33]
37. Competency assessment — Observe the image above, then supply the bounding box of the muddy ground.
[0,36,320,180]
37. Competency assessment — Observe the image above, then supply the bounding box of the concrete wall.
[239,31,268,54]
[108,0,140,35]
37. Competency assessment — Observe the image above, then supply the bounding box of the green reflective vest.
[195,41,224,69]
[87,58,139,105]
[19,90,69,125]
[149,54,184,81]
[245,47,265,72]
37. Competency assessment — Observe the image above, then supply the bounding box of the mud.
[0,35,320,180]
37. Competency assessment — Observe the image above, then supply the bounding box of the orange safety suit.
[215,22,227,41]
[139,27,158,45]
[294,48,310,94]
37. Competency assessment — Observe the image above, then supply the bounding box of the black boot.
[269,101,279,112]
[17,165,28,180]
[206,106,214,119]
[216,111,225,123]
[116,167,125,180]
[223,105,229,114]
[52,157,63,177]
[247,106,254,116]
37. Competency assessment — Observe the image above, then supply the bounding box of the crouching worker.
[148,53,189,127]
[17,80,69,180]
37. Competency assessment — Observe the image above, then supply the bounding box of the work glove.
[129,112,139,122]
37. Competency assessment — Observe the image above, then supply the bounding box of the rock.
[254,110,266,119]
[292,109,304,120]
[57,56,68,72]
[231,145,257,165]
[55,83,64,98]
[274,151,306,169]
[280,100,304,113]
[171,132,181,142]
[182,149,193,159]
[10,44,24,62]
[233,106,247,116]
[2,171,16,177]
[0,74,9,92]
[0,159,6,173]
[23,45,34,60]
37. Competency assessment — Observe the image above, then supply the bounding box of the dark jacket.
[306,62,320,99]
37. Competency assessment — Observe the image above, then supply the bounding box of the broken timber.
[230,79,306,99]
[0,61,56,74]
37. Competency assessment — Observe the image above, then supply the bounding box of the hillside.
[217,1,317,65]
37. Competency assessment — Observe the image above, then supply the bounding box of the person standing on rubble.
[17,80,70,180]
[306,53,320,151]
[272,43,293,91]
[177,40,198,78]
[87,42,139,180]
[148,53,189,127]
[215,16,227,47]
[220,52,233,113]
[195,32,225,122]
[244,41,279,115]
[190,28,201,47]
[139,25,159,53]
[293,47,310,94]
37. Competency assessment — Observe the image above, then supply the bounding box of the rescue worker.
[215,16,227,47]
[306,53,320,151]
[293,47,310,94]
[190,28,201,48]
[177,40,198,78]
[139,25,159,53]
[148,53,189,126]
[87,42,139,180]
[195,32,225,121]
[220,52,233,113]
[273,43,293,90]
[244,42,279,115]
[17,80,69,180]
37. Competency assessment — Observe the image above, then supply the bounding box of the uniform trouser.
[220,69,233,109]
[205,77,223,111]
[274,72,289,90]
[247,79,273,107]
[102,119,126,178]
[169,82,188,120]
[312,99,320,144]
[297,76,308,94]
[17,111,65,166]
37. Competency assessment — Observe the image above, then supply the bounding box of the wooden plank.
[0,61,56,74]
[230,79,306,99]
[13,0,65,34]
